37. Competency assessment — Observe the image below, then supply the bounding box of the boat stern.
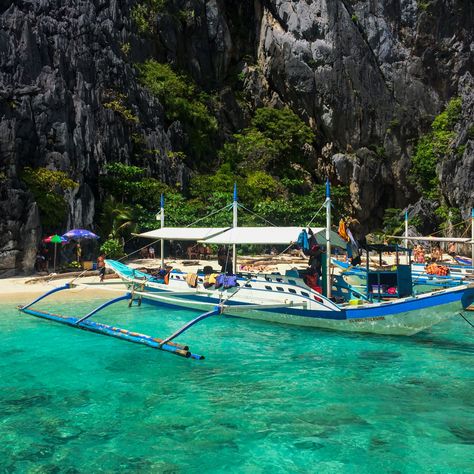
[461,283,474,310]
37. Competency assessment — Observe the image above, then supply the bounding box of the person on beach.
[75,243,82,263]
[97,254,106,282]
[448,242,456,257]
[308,243,323,284]
[431,245,442,262]
[218,246,233,274]
[148,246,155,259]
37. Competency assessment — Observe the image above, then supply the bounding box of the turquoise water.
[1,293,474,473]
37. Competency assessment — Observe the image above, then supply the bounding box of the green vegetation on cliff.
[137,60,217,163]
[410,98,462,198]
[21,167,77,230]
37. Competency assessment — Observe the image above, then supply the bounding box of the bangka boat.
[105,183,474,337]
[18,183,474,359]
[332,258,469,293]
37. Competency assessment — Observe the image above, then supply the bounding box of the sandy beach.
[0,252,459,305]
[0,255,310,304]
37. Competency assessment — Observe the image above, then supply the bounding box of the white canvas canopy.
[200,226,348,248]
[136,227,229,241]
[389,235,471,243]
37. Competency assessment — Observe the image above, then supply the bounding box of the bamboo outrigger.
[18,283,206,360]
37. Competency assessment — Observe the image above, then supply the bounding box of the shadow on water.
[449,425,474,444]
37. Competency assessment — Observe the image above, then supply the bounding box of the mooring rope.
[458,312,474,329]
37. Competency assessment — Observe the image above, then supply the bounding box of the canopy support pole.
[232,183,238,274]
[405,210,409,264]
[325,179,332,298]
[471,208,473,272]
[160,193,165,268]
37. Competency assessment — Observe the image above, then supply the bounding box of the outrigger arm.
[159,307,220,347]
[18,285,205,359]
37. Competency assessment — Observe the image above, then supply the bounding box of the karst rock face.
[0,0,473,273]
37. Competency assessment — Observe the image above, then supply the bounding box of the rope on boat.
[237,203,277,226]
[115,203,234,263]
[458,312,474,329]
[306,201,326,228]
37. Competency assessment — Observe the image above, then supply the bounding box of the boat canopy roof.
[362,243,410,253]
[388,235,471,243]
[199,226,348,248]
[136,227,229,241]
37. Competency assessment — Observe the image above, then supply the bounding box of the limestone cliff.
[0,0,473,273]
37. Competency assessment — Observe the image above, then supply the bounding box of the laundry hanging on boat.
[338,219,350,242]
[296,229,310,253]
[185,273,198,288]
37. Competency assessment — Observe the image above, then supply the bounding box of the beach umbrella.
[62,229,99,240]
[43,234,68,271]
[62,229,100,266]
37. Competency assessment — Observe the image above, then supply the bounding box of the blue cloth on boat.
[215,274,237,289]
[223,275,237,289]
[297,230,309,253]
[215,274,225,289]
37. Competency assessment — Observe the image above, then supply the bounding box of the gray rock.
[0,0,473,272]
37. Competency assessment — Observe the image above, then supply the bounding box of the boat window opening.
[244,283,252,288]
[276,278,283,282]
[288,279,297,285]
[265,286,273,290]
[288,288,296,294]
[198,278,203,283]
[276,287,284,292]
[301,291,310,297]
[265,276,272,282]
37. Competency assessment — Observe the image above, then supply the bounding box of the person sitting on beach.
[448,242,456,258]
[153,266,172,284]
[431,245,442,262]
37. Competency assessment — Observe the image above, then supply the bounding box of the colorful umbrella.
[62,229,99,239]
[43,234,68,244]
[42,234,68,271]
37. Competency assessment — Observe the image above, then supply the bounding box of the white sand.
[0,256,308,304]
[1,252,457,305]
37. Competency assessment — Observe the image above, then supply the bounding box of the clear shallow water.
[1,293,474,473]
